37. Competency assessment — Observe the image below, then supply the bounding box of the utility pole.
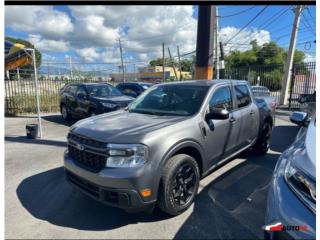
[118,38,125,82]
[47,63,50,80]
[162,42,165,82]
[215,7,220,80]
[168,47,178,80]
[219,41,225,79]
[280,5,304,105]
[17,67,20,81]
[133,63,137,81]
[195,6,216,80]
[69,57,73,80]
[177,45,182,81]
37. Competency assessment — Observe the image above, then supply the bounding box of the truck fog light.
[140,189,151,197]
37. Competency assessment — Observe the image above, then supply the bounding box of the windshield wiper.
[129,109,163,116]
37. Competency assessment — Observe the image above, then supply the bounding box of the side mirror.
[290,111,308,126]
[206,106,229,121]
[77,93,87,100]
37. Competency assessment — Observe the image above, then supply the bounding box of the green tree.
[225,40,305,68]
[180,59,193,72]
[149,57,178,68]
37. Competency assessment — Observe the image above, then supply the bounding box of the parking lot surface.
[5,112,299,239]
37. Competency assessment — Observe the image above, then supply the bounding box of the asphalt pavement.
[5,112,299,239]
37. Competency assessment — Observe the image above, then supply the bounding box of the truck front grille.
[67,133,107,172]
[68,133,105,148]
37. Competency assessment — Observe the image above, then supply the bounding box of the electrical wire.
[219,6,257,18]
[301,12,316,36]
[257,7,291,29]
[306,7,316,26]
[224,6,269,45]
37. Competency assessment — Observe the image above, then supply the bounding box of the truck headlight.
[102,102,118,108]
[284,160,316,213]
[106,144,148,168]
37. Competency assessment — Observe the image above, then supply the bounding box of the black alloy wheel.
[171,163,197,206]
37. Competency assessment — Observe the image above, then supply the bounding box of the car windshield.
[129,84,209,116]
[86,84,123,97]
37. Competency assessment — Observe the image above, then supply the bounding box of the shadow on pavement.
[16,167,170,231]
[174,123,299,239]
[5,136,67,148]
[174,152,280,239]
[42,115,78,127]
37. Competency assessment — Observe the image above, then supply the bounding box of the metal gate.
[288,62,316,110]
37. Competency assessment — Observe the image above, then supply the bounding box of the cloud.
[76,47,100,62]
[71,15,120,48]
[219,27,271,54]
[28,34,70,52]
[6,6,274,63]
[5,6,74,39]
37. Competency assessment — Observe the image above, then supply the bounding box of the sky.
[5,5,316,73]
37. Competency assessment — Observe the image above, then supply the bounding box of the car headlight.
[106,144,148,168]
[102,102,118,108]
[284,160,316,213]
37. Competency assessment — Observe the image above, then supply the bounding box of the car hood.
[70,110,187,143]
[91,95,134,104]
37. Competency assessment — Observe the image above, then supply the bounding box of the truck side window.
[210,86,233,111]
[235,84,251,108]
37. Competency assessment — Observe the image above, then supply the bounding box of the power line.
[224,6,269,45]
[219,6,257,18]
[301,12,316,36]
[257,6,291,29]
[306,7,316,25]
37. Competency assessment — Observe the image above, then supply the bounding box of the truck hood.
[70,110,187,143]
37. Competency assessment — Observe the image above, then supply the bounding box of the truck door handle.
[229,117,236,123]
[250,110,255,115]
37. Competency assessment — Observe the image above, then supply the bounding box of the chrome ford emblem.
[74,143,85,151]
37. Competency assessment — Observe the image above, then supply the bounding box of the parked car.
[59,83,134,120]
[252,85,277,116]
[298,91,316,116]
[265,110,315,240]
[64,80,274,215]
[251,85,271,96]
[116,82,153,98]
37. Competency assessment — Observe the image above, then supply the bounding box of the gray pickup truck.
[64,80,273,215]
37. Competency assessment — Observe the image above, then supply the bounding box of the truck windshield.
[129,84,209,116]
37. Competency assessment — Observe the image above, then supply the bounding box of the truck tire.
[61,104,71,120]
[158,154,200,216]
[253,122,272,155]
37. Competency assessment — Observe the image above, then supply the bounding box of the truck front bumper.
[64,151,157,210]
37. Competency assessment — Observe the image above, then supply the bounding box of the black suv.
[59,83,134,120]
[116,82,153,98]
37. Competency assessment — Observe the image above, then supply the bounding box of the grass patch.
[5,94,60,115]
